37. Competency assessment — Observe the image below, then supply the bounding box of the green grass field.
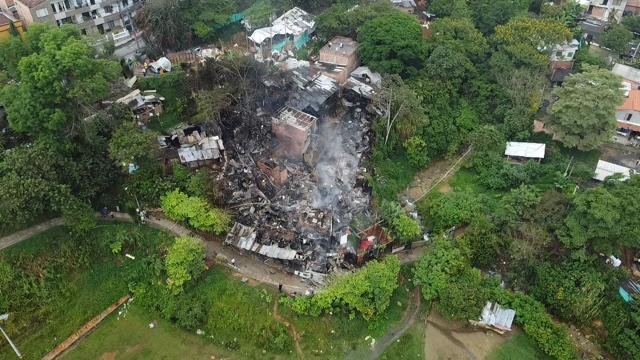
[0,224,173,360]
[488,333,548,360]
[379,321,425,360]
[65,303,233,360]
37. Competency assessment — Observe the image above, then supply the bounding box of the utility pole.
[0,314,22,359]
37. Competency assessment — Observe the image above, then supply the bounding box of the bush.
[286,256,401,320]
[161,189,231,234]
[420,191,487,231]
[496,290,578,360]
[404,136,430,168]
[165,236,206,294]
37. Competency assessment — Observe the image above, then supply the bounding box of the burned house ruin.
[220,59,381,280]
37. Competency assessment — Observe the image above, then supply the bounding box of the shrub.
[165,236,206,294]
[404,136,430,168]
[286,256,400,320]
[420,191,486,231]
[161,189,231,234]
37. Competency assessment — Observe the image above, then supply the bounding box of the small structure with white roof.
[249,7,315,58]
[593,160,635,181]
[504,142,546,161]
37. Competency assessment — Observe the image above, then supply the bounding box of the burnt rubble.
[221,66,378,279]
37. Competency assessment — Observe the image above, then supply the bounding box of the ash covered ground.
[218,68,375,277]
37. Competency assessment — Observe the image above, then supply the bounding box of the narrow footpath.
[0,213,427,294]
[368,287,422,359]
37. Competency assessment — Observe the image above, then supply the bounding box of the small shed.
[593,160,634,181]
[504,142,546,161]
[476,302,516,332]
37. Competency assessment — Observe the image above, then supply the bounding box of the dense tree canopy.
[548,65,625,150]
[166,236,206,294]
[358,11,426,77]
[0,25,119,139]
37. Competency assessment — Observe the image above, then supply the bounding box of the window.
[122,0,128,6]
[626,113,633,121]
[36,8,49,17]
[75,0,83,8]
[91,9,98,18]
[51,4,57,13]
[89,0,95,5]
[555,51,562,57]
[567,52,574,58]
[107,20,115,28]
[602,0,608,5]
[103,5,112,13]
[63,0,70,10]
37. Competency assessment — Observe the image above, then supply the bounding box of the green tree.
[287,256,400,320]
[494,17,572,70]
[421,191,486,231]
[532,261,606,325]
[622,14,640,33]
[403,136,429,168]
[358,11,426,77]
[0,25,119,139]
[601,24,633,55]
[429,17,489,62]
[165,236,206,294]
[62,199,97,237]
[548,65,624,150]
[436,267,496,321]
[0,36,28,80]
[427,0,471,18]
[469,0,531,34]
[371,75,426,147]
[315,1,394,40]
[244,0,274,28]
[161,189,231,234]
[108,121,158,167]
[413,238,468,301]
[135,0,191,51]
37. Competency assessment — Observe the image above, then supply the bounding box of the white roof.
[249,7,315,44]
[613,64,640,84]
[480,302,515,331]
[593,160,634,181]
[504,142,546,159]
[149,57,172,72]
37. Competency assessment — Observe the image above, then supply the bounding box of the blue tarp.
[294,31,310,49]
[620,287,633,303]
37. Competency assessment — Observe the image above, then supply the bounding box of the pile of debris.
[114,89,164,124]
[221,61,382,280]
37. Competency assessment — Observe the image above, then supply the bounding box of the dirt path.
[403,147,473,202]
[272,299,304,359]
[368,287,421,359]
[0,212,309,293]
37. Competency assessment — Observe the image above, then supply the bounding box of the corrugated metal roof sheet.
[593,160,634,181]
[504,142,546,159]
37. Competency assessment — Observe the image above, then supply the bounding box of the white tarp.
[504,142,546,159]
[593,160,634,181]
[480,302,515,331]
[249,7,314,44]
[149,57,172,73]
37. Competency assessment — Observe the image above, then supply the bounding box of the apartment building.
[584,0,628,23]
[13,0,140,35]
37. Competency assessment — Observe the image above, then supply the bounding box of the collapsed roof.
[249,7,315,45]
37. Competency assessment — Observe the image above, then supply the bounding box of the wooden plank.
[42,295,131,360]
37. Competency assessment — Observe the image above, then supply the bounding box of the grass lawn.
[0,223,173,360]
[284,283,412,359]
[379,321,425,360]
[488,333,548,360]
[64,304,228,360]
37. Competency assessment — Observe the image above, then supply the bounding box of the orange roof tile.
[618,89,640,112]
